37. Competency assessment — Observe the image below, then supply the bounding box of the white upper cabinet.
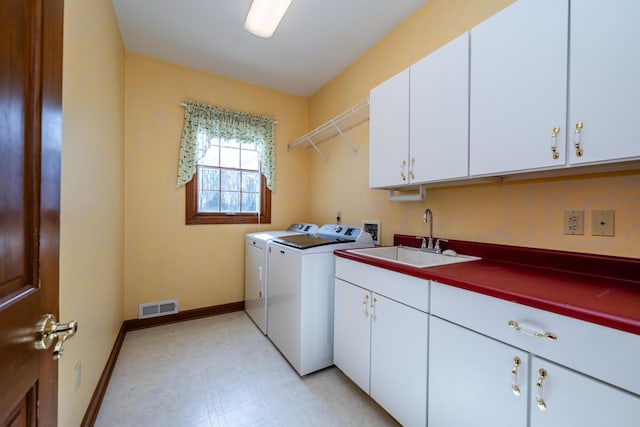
[410,33,470,182]
[470,0,569,176]
[569,1,640,164]
[369,69,410,188]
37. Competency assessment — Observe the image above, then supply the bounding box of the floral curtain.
[176,99,276,191]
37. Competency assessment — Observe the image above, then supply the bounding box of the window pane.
[220,147,240,168]
[221,170,240,191]
[198,190,220,212]
[199,167,220,190]
[242,192,258,212]
[221,138,241,148]
[242,171,260,193]
[198,145,219,166]
[241,149,259,170]
[221,191,240,212]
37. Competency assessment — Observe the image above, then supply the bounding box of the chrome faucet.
[422,208,434,250]
[434,238,448,254]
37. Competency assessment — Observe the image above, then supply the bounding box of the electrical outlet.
[592,210,615,236]
[75,361,82,390]
[564,210,584,235]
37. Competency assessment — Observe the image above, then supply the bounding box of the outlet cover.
[592,210,614,236]
[564,210,584,235]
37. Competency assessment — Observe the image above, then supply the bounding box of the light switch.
[591,210,614,237]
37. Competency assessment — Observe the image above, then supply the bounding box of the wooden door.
[0,0,63,425]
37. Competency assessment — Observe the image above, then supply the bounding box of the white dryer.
[244,223,318,334]
[266,224,374,375]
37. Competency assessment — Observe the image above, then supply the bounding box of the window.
[177,100,276,225]
[186,136,271,224]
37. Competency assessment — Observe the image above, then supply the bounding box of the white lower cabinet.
[370,293,428,427]
[335,260,640,426]
[334,258,429,427]
[430,281,640,427]
[530,356,640,427]
[429,316,528,427]
[333,278,371,392]
[430,315,640,427]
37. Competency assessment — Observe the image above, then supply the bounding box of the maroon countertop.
[335,235,640,335]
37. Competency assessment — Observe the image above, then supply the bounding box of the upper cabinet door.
[369,69,410,188]
[569,1,640,165]
[470,0,569,176]
[410,33,470,182]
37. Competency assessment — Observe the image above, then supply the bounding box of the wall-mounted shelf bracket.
[287,98,369,161]
[305,135,328,162]
[387,185,427,202]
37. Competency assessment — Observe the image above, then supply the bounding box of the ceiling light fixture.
[244,0,293,38]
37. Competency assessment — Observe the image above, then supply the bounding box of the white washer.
[244,223,318,334]
[266,224,374,375]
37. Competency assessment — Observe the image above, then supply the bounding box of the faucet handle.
[416,236,427,249]
[434,239,448,253]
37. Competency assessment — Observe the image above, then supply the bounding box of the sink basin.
[347,246,480,268]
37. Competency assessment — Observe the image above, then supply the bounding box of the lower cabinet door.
[429,316,528,427]
[370,294,428,427]
[333,278,371,393]
[530,356,640,427]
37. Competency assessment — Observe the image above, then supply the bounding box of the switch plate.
[591,210,614,236]
[564,210,584,235]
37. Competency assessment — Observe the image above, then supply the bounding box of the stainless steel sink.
[347,246,480,268]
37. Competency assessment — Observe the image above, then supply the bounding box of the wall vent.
[138,299,179,319]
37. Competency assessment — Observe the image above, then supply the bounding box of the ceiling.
[111,0,428,97]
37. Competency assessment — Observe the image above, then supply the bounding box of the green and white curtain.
[176,99,276,191]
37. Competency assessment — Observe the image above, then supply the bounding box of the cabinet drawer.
[431,281,640,395]
[335,257,429,312]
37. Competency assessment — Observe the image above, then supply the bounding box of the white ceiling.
[112,0,428,97]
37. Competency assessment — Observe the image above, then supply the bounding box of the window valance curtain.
[176,99,276,191]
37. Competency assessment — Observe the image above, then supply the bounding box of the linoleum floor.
[95,311,399,426]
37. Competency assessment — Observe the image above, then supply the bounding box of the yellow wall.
[60,0,125,426]
[123,53,310,319]
[307,0,640,258]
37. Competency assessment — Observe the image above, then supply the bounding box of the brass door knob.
[35,314,78,360]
